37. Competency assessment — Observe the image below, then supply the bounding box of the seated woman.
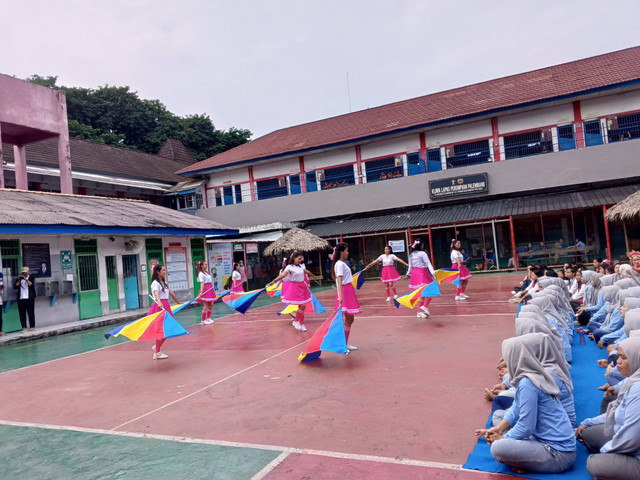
[518,308,571,363]
[576,337,640,480]
[587,286,622,332]
[478,335,576,473]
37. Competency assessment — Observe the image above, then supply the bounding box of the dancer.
[364,245,409,302]
[451,239,472,300]
[230,263,244,293]
[406,239,436,318]
[195,261,215,325]
[268,252,318,332]
[332,243,361,351]
[149,264,180,360]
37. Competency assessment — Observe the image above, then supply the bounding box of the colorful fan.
[298,307,348,362]
[266,282,282,297]
[394,281,441,309]
[351,270,365,290]
[277,292,326,316]
[435,268,461,286]
[105,310,188,341]
[221,288,266,314]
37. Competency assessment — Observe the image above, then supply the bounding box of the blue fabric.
[319,307,348,354]
[463,328,606,479]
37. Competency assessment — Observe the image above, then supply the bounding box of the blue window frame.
[290,175,301,195]
[365,156,403,182]
[215,189,222,207]
[223,186,233,205]
[557,125,576,151]
[256,178,288,200]
[608,113,640,143]
[321,165,355,190]
[446,140,491,168]
[234,184,242,204]
[503,131,552,160]
[306,172,318,192]
[407,152,425,176]
[584,120,603,147]
[427,149,442,172]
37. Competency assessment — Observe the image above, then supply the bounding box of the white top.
[568,278,579,295]
[232,271,242,282]
[283,264,305,283]
[334,260,353,285]
[19,278,29,300]
[407,251,435,276]
[198,272,212,283]
[151,280,169,300]
[377,254,397,267]
[450,249,464,265]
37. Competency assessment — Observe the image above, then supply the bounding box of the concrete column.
[57,91,73,194]
[13,144,28,190]
[0,123,4,189]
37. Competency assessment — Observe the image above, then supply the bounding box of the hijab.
[604,337,640,435]
[516,314,565,355]
[600,285,622,305]
[626,286,640,298]
[545,286,573,312]
[529,295,570,332]
[619,264,639,283]
[521,332,573,392]
[586,274,604,307]
[600,274,617,287]
[502,335,561,396]
[615,278,639,290]
[624,309,640,337]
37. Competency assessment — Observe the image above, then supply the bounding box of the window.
[584,120,603,147]
[320,165,355,190]
[178,194,195,210]
[446,140,491,168]
[215,188,222,207]
[306,172,318,192]
[0,239,20,278]
[290,175,301,195]
[503,130,552,160]
[234,185,242,204]
[365,156,403,182]
[256,178,288,200]
[557,125,576,151]
[223,186,234,205]
[407,152,425,176]
[427,149,442,172]
[608,113,640,143]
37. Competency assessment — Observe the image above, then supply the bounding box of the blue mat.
[463,330,606,479]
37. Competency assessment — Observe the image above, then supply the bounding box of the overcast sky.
[2,1,639,140]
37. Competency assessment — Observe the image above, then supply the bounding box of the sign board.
[22,243,52,277]
[164,247,188,291]
[208,243,233,291]
[429,173,489,200]
[233,243,244,251]
[388,240,405,253]
[60,250,73,270]
[246,243,259,254]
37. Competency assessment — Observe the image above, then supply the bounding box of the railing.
[445,151,492,169]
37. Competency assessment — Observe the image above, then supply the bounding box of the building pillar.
[419,132,428,172]
[428,225,435,266]
[355,145,362,184]
[299,156,307,193]
[248,166,256,201]
[509,215,518,270]
[603,206,612,260]
[0,123,4,189]
[57,91,73,194]
[13,144,28,190]
[491,117,501,161]
[573,101,585,149]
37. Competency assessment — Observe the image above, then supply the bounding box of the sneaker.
[417,312,427,318]
[385,297,391,302]
[0,331,6,336]
[153,352,169,360]
[299,324,308,332]
[460,293,469,299]
[28,328,37,331]
[511,291,516,295]
[394,295,398,299]
[346,345,359,351]
[455,295,466,301]
[202,318,214,325]
[292,321,302,331]
[21,328,27,333]
[420,306,431,317]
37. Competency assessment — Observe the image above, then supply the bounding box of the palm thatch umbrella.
[263,227,331,257]
[607,190,640,223]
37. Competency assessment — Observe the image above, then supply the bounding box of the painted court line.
[0,419,465,472]
[250,451,290,480]
[111,339,309,431]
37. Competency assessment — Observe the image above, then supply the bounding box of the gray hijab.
[529,295,569,332]
[522,332,573,392]
[624,309,640,337]
[516,314,565,355]
[615,278,639,290]
[626,287,640,298]
[601,285,622,305]
[619,264,639,283]
[502,335,561,396]
[600,274,617,286]
[605,337,640,435]
[545,286,573,312]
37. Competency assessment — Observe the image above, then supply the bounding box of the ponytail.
[330,243,348,280]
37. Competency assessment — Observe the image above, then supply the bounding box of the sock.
[456,287,462,296]
[344,324,351,343]
[418,297,426,308]
[385,287,391,297]
[423,297,432,308]
[392,287,397,295]
[462,286,467,294]
[296,310,305,325]
[202,309,208,322]
[207,308,213,320]
[155,339,165,354]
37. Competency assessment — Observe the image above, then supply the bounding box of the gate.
[123,255,140,309]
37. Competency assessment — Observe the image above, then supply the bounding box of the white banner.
[388,240,405,253]
[208,243,233,291]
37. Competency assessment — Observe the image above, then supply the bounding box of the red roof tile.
[157,138,198,165]
[177,46,640,175]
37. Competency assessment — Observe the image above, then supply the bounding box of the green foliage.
[24,75,251,162]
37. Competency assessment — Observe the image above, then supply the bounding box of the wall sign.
[22,243,52,277]
[165,247,189,291]
[246,243,259,254]
[233,243,244,251]
[60,250,73,270]
[388,240,405,253]
[429,173,489,199]
[208,243,234,291]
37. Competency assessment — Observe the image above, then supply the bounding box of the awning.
[168,179,206,193]
[207,231,284,243]
[305,185,640,237]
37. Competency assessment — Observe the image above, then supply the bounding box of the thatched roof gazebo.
[607,189,640,223]
[263,227,331,256]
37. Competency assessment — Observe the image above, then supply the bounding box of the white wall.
[581,90,640,120]
[498,104,574,134]
[304,147,356,170]
[252,157,300,178]
[360,134,419,159]
[424,119,492,147]
[207,168,250,187]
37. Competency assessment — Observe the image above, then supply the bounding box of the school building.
[173,47,640,275]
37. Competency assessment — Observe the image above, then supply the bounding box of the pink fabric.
[196,282,216,303]
[409,267,433,289]
[385,286,391,297]
[281,281,312,305]
[295,309,305,325]
[148,299,170,315]
[452,262,472,280]
[344,324,351,342]
[418,297,432,308]
[456,286,462,296]
[335,283,361,315]
[380,265,401,283]
[231,280,244,293]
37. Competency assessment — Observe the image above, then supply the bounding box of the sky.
[2,1,639,140]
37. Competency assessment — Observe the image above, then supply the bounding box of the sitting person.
[510,268,543,303]
[483,248,496,270]
[576,337,640,480]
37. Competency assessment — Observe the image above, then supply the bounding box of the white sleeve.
[377,255,385,263]
[423,252,436,276]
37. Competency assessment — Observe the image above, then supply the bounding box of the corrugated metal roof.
[305,185,639,237]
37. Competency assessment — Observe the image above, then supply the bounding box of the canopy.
[263,227,331,256]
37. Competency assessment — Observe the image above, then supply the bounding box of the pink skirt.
[452,263,472,280]
[231,280,244,294]
[380,265,401,283]
[281,281,312,305]
[196,282,217,302]
[334,283,361,315]
[148,299,170,315]
[304,274,310,287]
[409,267,433,290]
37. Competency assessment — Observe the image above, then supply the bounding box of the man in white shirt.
[565,266,578,296]
[14,266,36,332]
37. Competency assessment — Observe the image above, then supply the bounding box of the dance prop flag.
[298,307,348,362]
[352,270,365,290]
[213,289,231,303]
[266,283,282,297]
[222,288,266,314]
[394,281,441,309]
[105,310,187,341]
[435,268,461,286]
[278,292,326,316]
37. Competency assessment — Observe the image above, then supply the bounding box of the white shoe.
[511,291,516,295]
[385,297,391,302]
[417,312,427,318]
[460,293,469,299]
[394,295,398,299]
[202,319,214,325]
[292,321,302,331]
[299,324,308,332]
[420,306,431,317]
[455,295,466,300]
[346,344,359,351]
[153,352,168,360]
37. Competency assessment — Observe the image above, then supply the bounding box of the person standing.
[451,239,472,300]
[149,264,180,360]
[230,263,244,293]
[332,243,361,351]
[406,239,436,318]
[195,261,215,325]
[15,266,36,332]
[364,245,409,302]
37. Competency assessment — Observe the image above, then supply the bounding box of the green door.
[145,238,164,293]
[191,238,205,298]
[1,239,22,332]
[106,256,119,311]
[75,239,102,320]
